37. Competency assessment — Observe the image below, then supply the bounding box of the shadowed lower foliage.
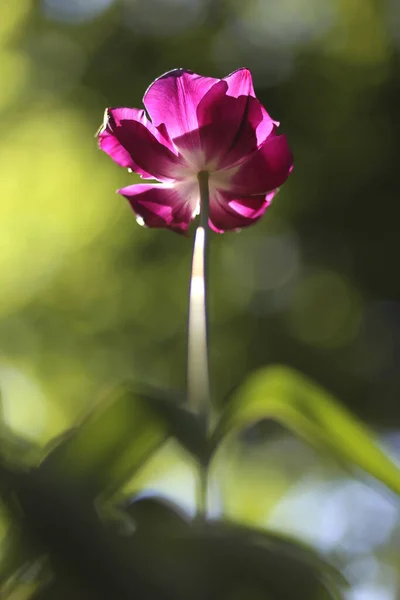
[2,369,400,599]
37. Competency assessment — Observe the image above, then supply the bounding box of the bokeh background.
[1,0,400,598]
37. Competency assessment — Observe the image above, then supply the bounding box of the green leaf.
[120,504,344,600]
[213,364,400,496]
[0,529,27,587]
[121,494,190,535]
[186,522,344,600]
[42,386,206,496]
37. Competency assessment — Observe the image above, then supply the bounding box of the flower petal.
[223,67,255,98]
[226,133,293,195]
[197,87,276,169]
[143,69,219,142]
[195,81,252,167]
[118,182,199,233]
[224,68,278,147]
[209,189,277,233]
[98,108,150,176]
[172,68,277,169]
[98,108,185,181]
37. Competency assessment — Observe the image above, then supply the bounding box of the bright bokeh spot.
[0,363,47,440]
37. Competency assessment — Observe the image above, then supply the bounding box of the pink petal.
[227,133,293,195]
[118,182,199,233]
[195,81,253,166]
[198,91,276,169]
[98,108,184,181]
[98,108,150,176]
[174,69,277,169]
[143,69,219,143]
[224,68,279,147]
[209,189,277,233]
[223,67,255,98]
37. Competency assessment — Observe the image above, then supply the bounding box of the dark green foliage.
[0,379,347,600]
[40,386,207,497]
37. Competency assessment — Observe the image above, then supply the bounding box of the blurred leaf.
[185,521,344,600]
[1,468,343,600]
[136,388,208,462]
[0,532,47,600]
[1,463,177,600]
[41,386,206,496]
[120,499,344,600]
[0,528,28,588]
[120,494,190,534]
[213,365,400,496]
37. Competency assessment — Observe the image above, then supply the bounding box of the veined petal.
[224,68,278,147]
[118,181,199,233]
[209,189,277,233]
[226,133,293,195]
[98,108,184,181]
[143,69,219,143]
[197,89,277,169]
[183,68,277,169]
[195,80,251,167]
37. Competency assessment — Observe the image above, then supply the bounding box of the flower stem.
[188,171,210,417]
[187,171,210,517]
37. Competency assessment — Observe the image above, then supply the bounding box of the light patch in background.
[124,440,198,518]
[344,556,381,586]
[286,267,363,348]
[0,108,120,315]
[221,229,301,314]
[41,0,115,23]
[212,22,294,85]
[321,0,391,68]
[268,477,346,551]
[0,363,47,440]
[268,476,398,554]
[132,470,196,518]
[122,0,206,36]
[320,481,398,554]
[0,0,31,43]
[211,439,295,527]
[213,0,335,82]
[386,0,400,49]
[347,584,396,600]
[237,0,335,49]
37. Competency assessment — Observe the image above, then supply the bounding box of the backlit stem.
[187,171,210,417]
[187,171,210,517]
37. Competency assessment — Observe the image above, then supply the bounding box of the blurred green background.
[1,0,400,598]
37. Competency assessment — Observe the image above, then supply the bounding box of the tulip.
[98,68,292,233]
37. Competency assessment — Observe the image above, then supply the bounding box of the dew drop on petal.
[136,216,146,227]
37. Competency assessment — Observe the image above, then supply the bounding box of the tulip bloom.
[98,68,293,233]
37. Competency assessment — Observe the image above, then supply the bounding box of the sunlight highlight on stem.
[187,171,210,419]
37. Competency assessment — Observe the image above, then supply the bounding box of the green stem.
[187,171,210,518]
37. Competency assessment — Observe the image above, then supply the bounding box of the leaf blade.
[214,365,400,496]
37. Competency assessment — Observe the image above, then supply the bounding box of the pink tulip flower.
[98,68,293,233]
